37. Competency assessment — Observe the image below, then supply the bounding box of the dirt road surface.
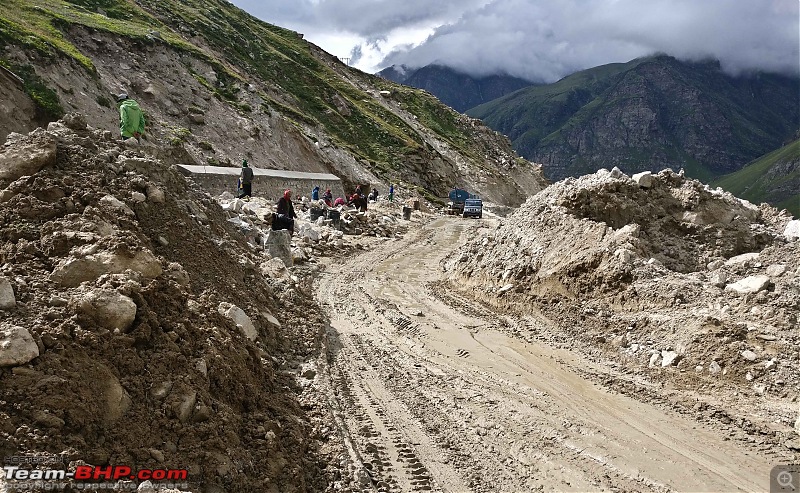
[315,216,774,492]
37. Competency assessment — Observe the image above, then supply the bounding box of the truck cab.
[462,198,483,218]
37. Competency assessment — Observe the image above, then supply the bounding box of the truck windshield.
[465,199,482,206]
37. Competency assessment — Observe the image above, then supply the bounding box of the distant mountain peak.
[377,64,535,113]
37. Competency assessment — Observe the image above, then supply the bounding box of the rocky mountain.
[467,55,800,181]
[377,64,534,113]
[0,0,546,206]
[712,138,800,217]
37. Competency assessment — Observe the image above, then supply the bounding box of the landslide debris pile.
[0,115,342,492]
[446,168,799,443]
[217,195,409,266]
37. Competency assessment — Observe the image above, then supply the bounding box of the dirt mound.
[445,167,800,451]
[0,116,344,492]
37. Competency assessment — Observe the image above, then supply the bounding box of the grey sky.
[230,0,799,82]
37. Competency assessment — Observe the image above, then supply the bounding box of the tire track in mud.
[316,217,775,493]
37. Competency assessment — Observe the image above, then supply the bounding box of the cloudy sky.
[229,0,799,82]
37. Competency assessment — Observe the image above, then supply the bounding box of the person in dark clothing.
[273,189,297,234]
[312,186,320,201]
[322,188,333,206]
[239,160,254,198]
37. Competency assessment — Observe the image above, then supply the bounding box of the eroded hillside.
[0,0,546,205]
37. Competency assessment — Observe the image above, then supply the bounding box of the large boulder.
[724,275,771,295]
[266,230,293,267]
[0,129,57,184]
[218,303,258,340]
[785,220,800,241]
[0,325,39,366]
[78,289,138,331]
[51,249,162,287]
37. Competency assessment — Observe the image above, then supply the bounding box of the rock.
[795,406,800,436]
[0,276,15,309]
[632,171,653,188]
[741,350,757,362]
[262,310,281,328]
[175,391,197,423]
[724,252,759,267]
[48,295,68,307]
[78,289,137,331]
[149,449,165,463]
[61,113,88,130]
[101,371,131,423]
[706,270,727,288]
[784,220,800,241]
[131,191,146,203]
[614,248,634,264]
[661,350,681,367]
[99,194,134,216]
[266,230,293,266]
[0,325,39,366]
[724,275,770,295]
[218,303,257,340]
[648,353,661,367]
[708,361,722,374]
[0,130,57,183]
[146,184,165,203]
[260,257,289,279]
[51,249,162,287]
[33,410,65,428]
[497,284,514,294]
[766,264,787,277]
[150,381,173,399]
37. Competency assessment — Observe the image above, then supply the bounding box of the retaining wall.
[175,164,344,201]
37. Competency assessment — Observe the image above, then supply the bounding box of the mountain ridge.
[377,63,534,113]
[467,55,800,181]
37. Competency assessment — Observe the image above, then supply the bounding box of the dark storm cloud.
[230,0,799,81]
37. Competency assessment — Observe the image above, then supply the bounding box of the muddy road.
[315,216,774,492]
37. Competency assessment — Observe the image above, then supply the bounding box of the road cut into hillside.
[315,215,774,493]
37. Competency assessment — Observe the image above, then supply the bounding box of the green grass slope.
[712,138,800,217]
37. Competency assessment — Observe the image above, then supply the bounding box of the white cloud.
[229,0,800,80]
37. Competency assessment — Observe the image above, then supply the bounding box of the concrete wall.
[175,164,344,201]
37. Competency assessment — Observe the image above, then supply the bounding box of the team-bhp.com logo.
[3,455,188,491]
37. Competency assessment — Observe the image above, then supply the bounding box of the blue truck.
[447,188,470,215]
